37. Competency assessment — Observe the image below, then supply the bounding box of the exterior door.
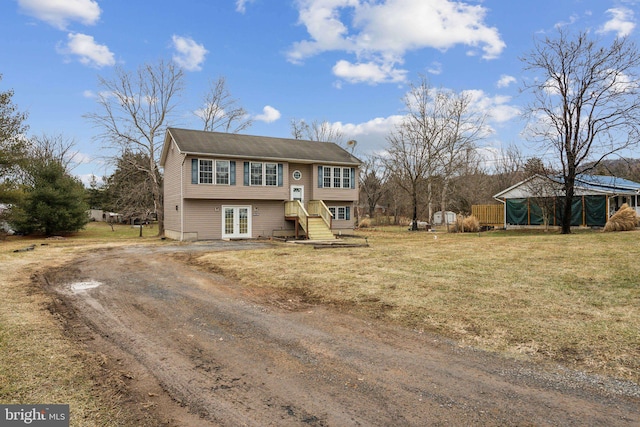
[290,185,304,203]
[222,206,251,239]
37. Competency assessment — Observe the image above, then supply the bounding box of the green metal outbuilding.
[493,175,640,228]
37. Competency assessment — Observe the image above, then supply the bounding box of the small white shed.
[433,211,456,225]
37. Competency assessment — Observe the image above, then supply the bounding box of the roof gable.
[160,128,361,166]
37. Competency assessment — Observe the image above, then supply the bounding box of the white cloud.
[427,61,443,75]
[58,33,115,68]
[171,35,208,71]
[71,151,93,165]
[312,84,520,154]
[18,0,100,30]
[462,89,520,123]
[254,105,281,123]
[235,0,255,14]
[497,74,516,88]
[332,60,407,84]
[554,13,579,29]
[597,7,636,37]
[337,115,404,136]
[288,0,505,85]
[331,115,405,152]
[77,172,104,187]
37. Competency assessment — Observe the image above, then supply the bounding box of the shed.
[433,211,456,225]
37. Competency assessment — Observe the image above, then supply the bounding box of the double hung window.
[250,162,263,186]
[328,206,351,220]
[249,162,278,186]
[216,160,230,185]
[199,160,213,184]
[193,158,233,185]
[320,166,353,188]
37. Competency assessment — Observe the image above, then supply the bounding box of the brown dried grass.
[453,215,480,232]
[0,222,167,426]
[358,218,372,228]
[604,203,637,232]
[200,228,640,383]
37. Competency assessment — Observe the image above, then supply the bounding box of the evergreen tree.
[0,75,28,206]
[11,160,88,235]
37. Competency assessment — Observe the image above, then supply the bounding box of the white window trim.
[250,161,278,187]
[198,158,231,185]
[216,160,230,185]
[328,206,351,220]
[199,159,213,184]
[321,165,351,188]
[222,205,252,239]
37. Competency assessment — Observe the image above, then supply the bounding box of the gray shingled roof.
[162,128,361,166]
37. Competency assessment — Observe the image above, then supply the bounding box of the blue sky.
[1,0,638,184]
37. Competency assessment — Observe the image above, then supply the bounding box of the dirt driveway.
[40,242,640,426]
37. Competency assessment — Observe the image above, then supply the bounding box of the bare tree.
[436,90,487,226]
[86,59,185,236]
[521,28,640,233]
[522,158,560,230]
[0,74,29,186]
[290,118,344,144]
[104,150,160,230]
[384,77,457,229]
[27,133,78,172]
[490,143,525,194]
[197,76,252,133]
[359,153,387,220]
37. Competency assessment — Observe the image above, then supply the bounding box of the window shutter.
[244,162,250,186]
[191,159,198,184]
[278,163,283,187]
[345,206,351,220]
[230,161,236,186]
[318,166,323,188]
[350,168,355,189]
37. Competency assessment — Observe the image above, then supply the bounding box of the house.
[160,128,361,241]
[493,174,640,228]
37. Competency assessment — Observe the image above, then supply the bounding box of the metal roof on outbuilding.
[494,174,640,200]
[160,127,361,166]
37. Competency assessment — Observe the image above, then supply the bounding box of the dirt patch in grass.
[190,229,640,384]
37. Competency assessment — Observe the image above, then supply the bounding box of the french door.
[222,206,251,239]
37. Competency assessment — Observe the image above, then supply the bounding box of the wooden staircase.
[284,200,335,240]
[306,216,335,240]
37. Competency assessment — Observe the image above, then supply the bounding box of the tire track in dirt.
[43,245,640,426]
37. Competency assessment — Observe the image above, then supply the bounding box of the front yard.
[193,226,640,383]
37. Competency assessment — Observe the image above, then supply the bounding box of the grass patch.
[0,222,165,426]
[194,228,640,383]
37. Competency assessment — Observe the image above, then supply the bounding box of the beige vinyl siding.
[183,199,219,240]
[162,139,183,235]
[184,199,292,240]
[183,156,290,201]
[251,200,294,237]
[326,202,357,231]
[288,163,313,204]
[314,187,359,202]
[310,164,359,202]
